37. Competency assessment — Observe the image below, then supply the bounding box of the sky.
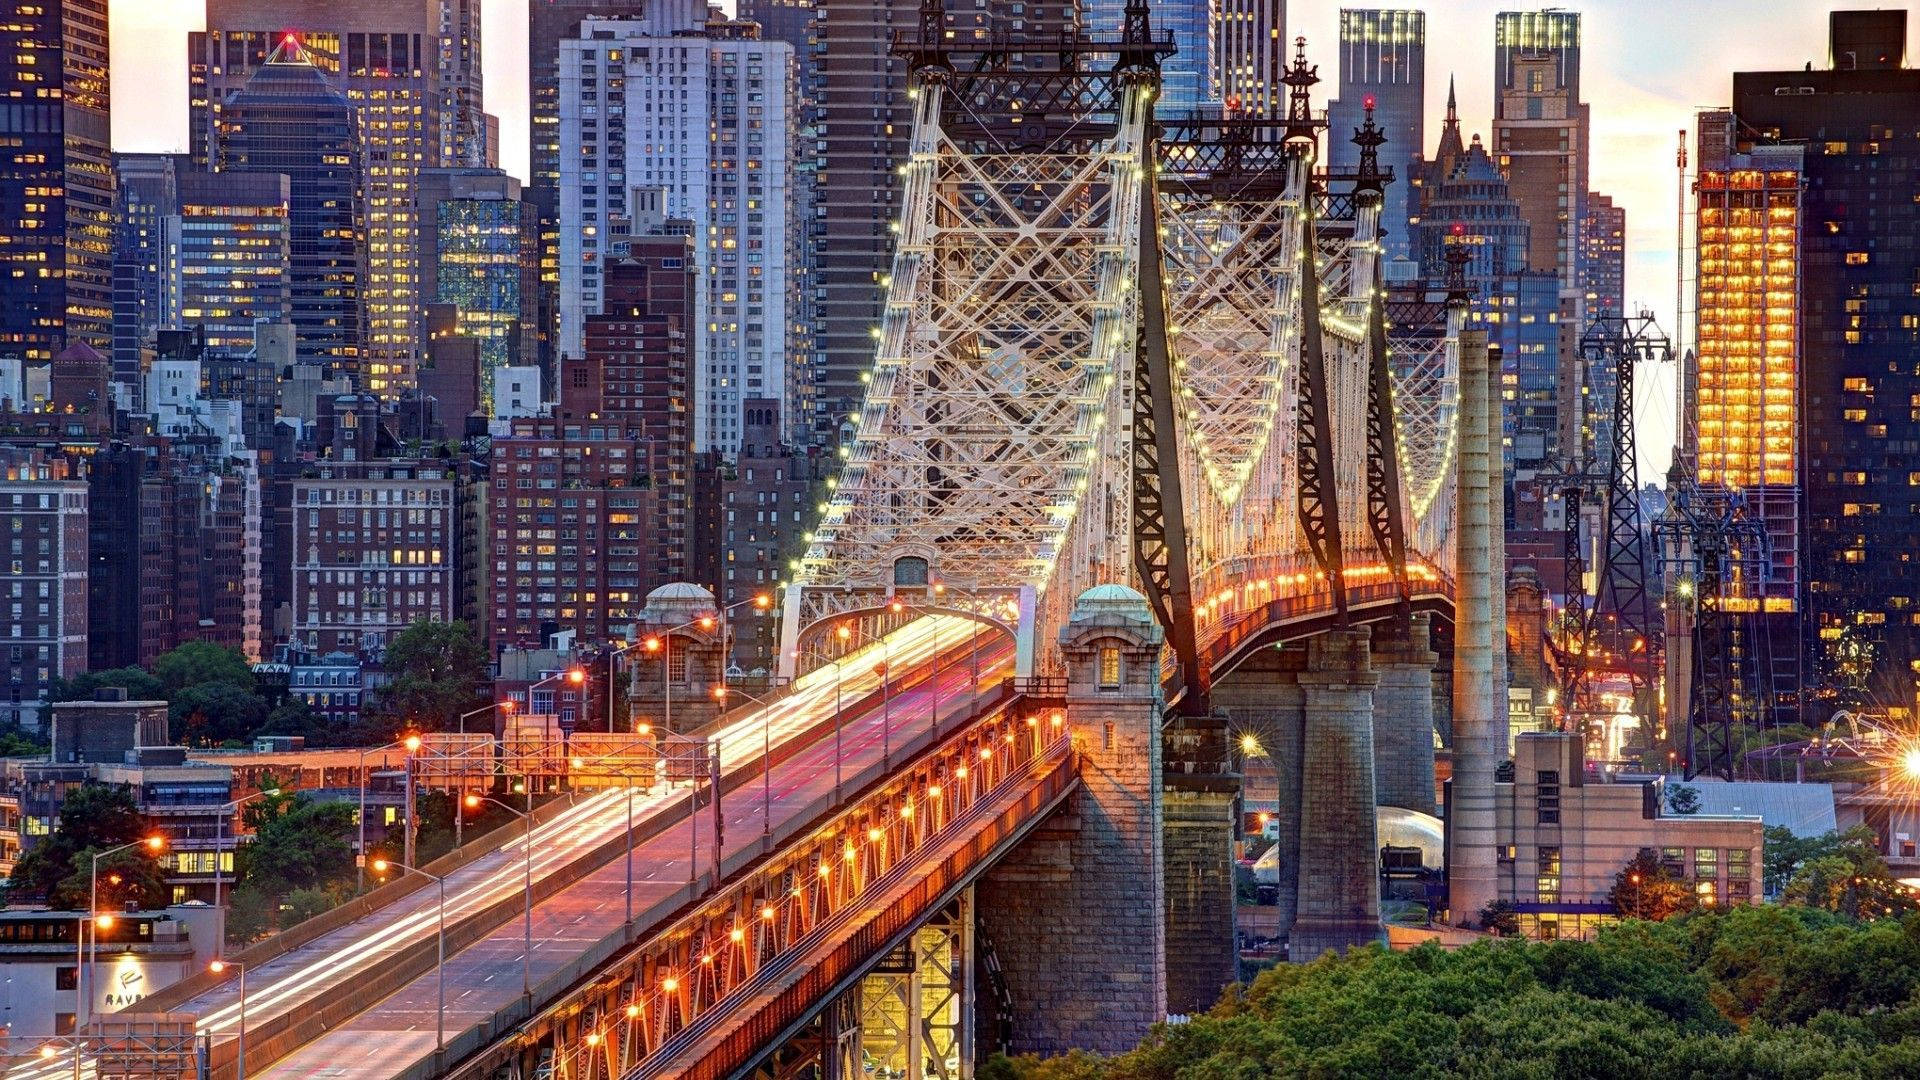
[109,0,1871,480]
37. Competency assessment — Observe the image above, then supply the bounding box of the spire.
[1353,97,1387,195]
[1435,73,1464,170]
[1282,36,1321,147]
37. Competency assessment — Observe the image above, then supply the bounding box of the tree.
[1609,848,1697,921]
[378,620,488,732]
[7,785,162,908]
[1479,899,1521,937]
[1778,835,1919,920]
[1665,783,1701,815]
[236,793,355,902]
[55,845,169,911]
[51,667,165,703]
[152,641,256,695]
[169,680,270,746]
[257,700,330,744]
[225,884,276,944]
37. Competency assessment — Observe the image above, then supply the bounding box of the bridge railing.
[1184,552,1453,667]
[492,695,1074,1080]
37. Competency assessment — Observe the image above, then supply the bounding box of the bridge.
[24,7,1511,1079]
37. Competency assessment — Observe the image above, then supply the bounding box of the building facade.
[1327,10,1424,270]
[1727,11,1920,707]
[213,41,366,376]
[290,460,456,656]
[110,154,185,396]
[0,0,113,365]
[558,13,795,452]
[1493,9,1587,289]
[1580,190,1626,320]
[416,167,538,411]
[1211,0,1285,118]
[168,172,294,357]
[0,452,89,731]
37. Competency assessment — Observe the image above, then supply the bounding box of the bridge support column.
[1210,648,1307,948]
[1448,328,1501,926]
[1163,711,1238,1013]
[975,586,1165,1055]
[1372,613,1439,815]
[1290,628,1385,961]
[629,584,730,736]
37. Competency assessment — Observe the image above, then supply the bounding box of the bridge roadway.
[247,632,1014,1079]
[4,615,1002,1080]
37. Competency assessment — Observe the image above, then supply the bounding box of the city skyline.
[107,0,1865,481]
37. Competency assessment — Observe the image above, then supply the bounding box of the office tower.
[192,1,490,397]
[291,460,455,656]
[416,167,538,412]
[1580,191,1625,319]
[558,15,796,453]
[1412,106,1561,475]
[167,172,294,356]
[530,2,649,380]
[216,41,366,374]
[0,451,88,731]
[0,0,112,363]
[813,0,1078,448]
[1726,11,1920,705]
[1690,114,1801,701]
[1327,10,1424,269]
[111,154,186,395]
[1213,0,1286,117]
[1082,0,1212,111]
[1493,9,1587,289]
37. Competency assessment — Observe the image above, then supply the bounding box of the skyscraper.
[1212,0,1286,117]
[1084,0,1212,111]
[0,0,113,363]
[1725,10,1920,706]
[1579,191,1625,319]
[168,172,293,356]
[217,40,366,373]
[1492,9,1587,289]
[416,167,538,411]
[111,154,185,396]
[1327,10,1424,270]
[558,13,795,453]
[191,1,491,397]
[811,0,1078,447]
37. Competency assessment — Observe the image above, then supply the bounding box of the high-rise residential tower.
[111,154,185,395]
[191,0,491,396]
[1492,9,1587,289]
[0,0,113,364]
[416,167,538,412]
[216,40,366,373]
[1327,9,1424,270]
[1212,0,1286,117]
[1580,191,1625,319]
[558,13,795,453]
[167,172,294,356]
[1724,11,1920,706]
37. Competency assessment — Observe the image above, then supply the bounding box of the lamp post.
[400,733,423,869]
[712,592,775,702]
[208,959,247,1080]
[73,911,111,1038]
[369,857,446,1055]
[467,794,535,998]
[215,788,280,916]
[640,613,713,737]
[87,835,164,1027]
[457,700,510,737]
[1238,732,1275,977]
[711,685,776,839]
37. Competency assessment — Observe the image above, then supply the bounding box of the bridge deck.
[250,639,1015,1080]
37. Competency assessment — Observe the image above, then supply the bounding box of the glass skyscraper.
[1327,10,1425,271]
[1083,0,1214,113]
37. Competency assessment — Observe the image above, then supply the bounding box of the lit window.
[1098,647,1121,688]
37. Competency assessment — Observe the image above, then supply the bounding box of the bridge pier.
[1373,613,1439,815]
[1289,628,1386,961]
[975,585,1166,1055]
[1447,328,1503,927]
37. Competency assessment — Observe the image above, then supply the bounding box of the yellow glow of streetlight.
[1240,734,1262,756]
[1901,747,1920,780]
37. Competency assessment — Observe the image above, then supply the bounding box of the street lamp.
[466,794,534,998]
[369,857,447,1055]
[641,614,713,736]
[86,835,165,1027]
[457,700,512,737]
[208,959,247,1080]
[401,733,424,869]
[712,684,776,839]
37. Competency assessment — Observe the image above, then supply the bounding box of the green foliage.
[257,700,329,742]
[281,886,343,926]
[1765,824,1889,897]
[152,641,257,696]
[1609,848,1698,922]
[51,667,165,703]
[377,620,488,732]
[0,721,46,758]
[236,793,356,902]
[169,681,269,746]
[6,785,161,908]
[55,845,169,911]
[225,884,276,945]
[1479,899,1520,937]
[990,907,1920,1080]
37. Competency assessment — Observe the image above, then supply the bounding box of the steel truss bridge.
[20,7,1483,1080]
